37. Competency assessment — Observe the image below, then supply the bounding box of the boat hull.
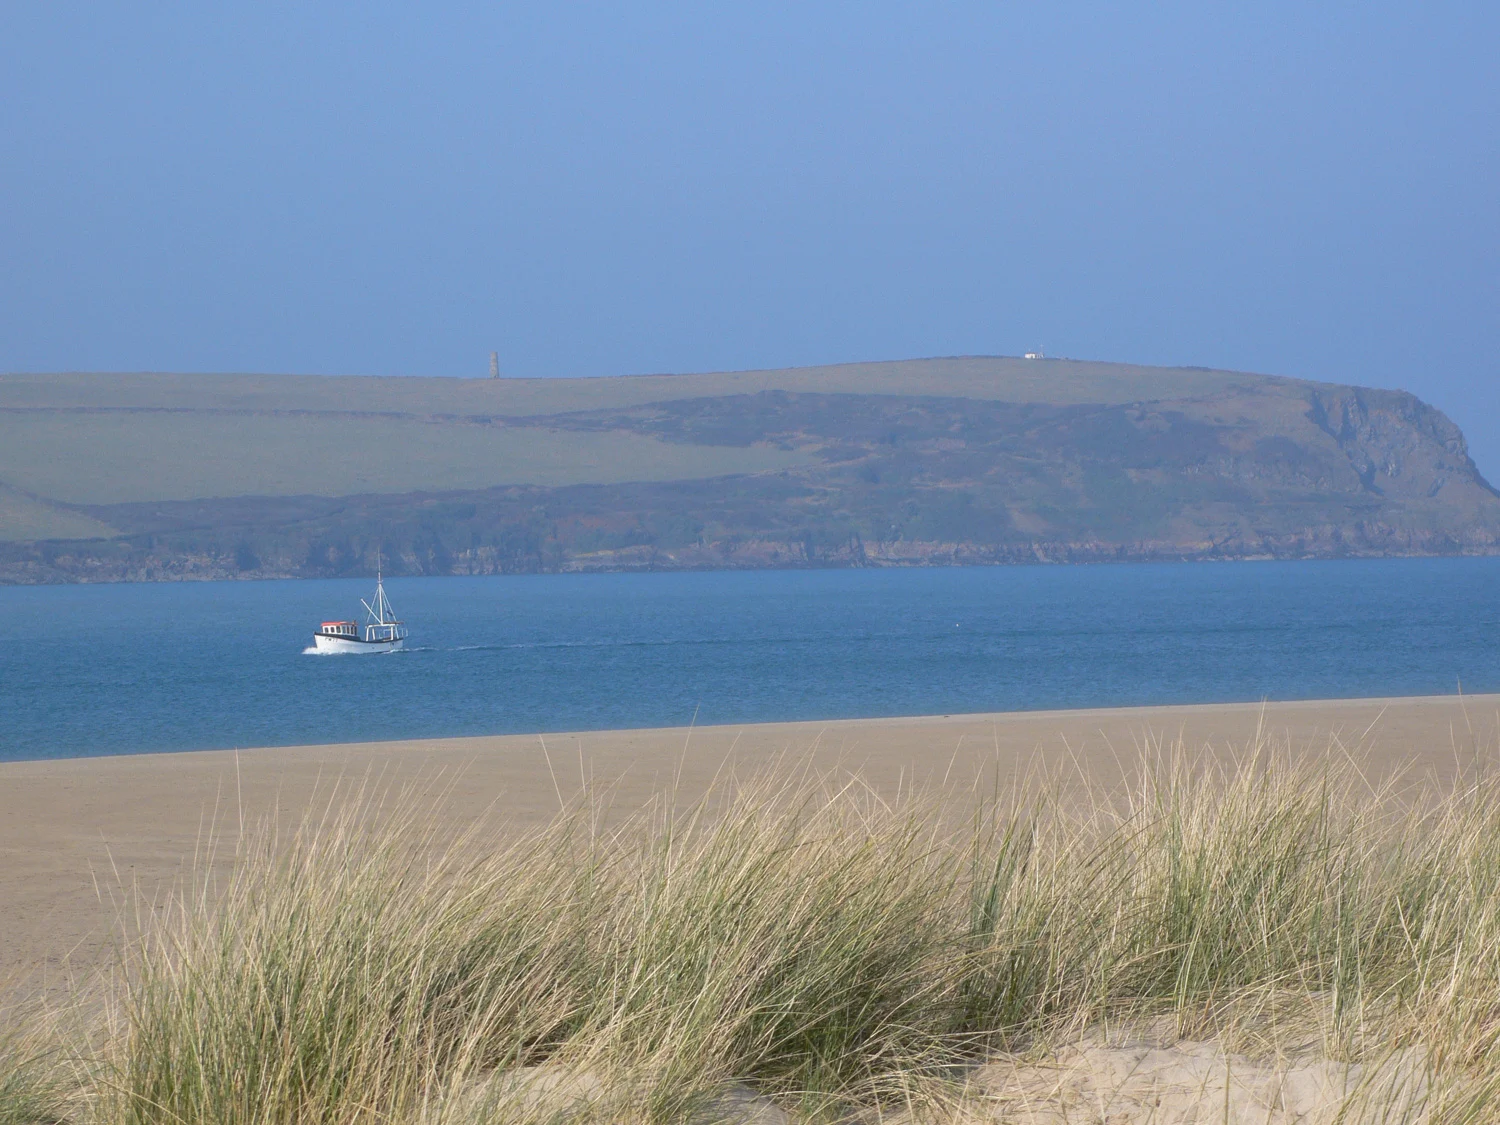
[310,633,405,655]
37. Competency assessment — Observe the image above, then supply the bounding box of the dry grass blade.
[11,731,1500,1123]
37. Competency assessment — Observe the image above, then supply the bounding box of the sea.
[2,557,1499,763]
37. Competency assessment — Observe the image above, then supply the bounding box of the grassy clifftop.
[0,356,1269,415]
[1,357,1497,580]
[0,358,1271,515]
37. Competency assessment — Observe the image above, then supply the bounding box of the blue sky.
[3,3,1497,471]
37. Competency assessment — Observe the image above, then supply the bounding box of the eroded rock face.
[1303,387,1487,502]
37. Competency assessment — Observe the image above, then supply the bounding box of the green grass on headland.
[11,738,1500,1123]
[0,410,815,507]
[0,359,1264,417]
[0,357,1262,516]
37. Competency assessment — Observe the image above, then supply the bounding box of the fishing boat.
[310,566,408,654]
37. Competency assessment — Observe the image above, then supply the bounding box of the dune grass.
[10,736,1500,1122]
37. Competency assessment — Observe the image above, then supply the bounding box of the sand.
[483,1039,1434,1124]
[2,694,1498,990]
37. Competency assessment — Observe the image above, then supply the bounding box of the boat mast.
[360,547,395,626]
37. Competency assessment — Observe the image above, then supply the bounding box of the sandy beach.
[3,693,1498,988]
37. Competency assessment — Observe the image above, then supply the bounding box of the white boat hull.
[310,633,405,655]
[309,567,408,654]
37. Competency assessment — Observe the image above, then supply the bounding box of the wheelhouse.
[363,620,406,643]
[319,621,358,637]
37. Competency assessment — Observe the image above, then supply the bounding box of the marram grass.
[9,736,1500,1122]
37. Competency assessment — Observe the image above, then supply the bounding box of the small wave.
[444,633,925,656]
[453,638,696,654]
[480,636,869,652]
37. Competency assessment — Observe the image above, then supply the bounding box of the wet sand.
[2,693,1498,989]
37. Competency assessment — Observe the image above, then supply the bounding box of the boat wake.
[303,644,431,656]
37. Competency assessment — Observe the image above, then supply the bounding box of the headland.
[5,358,1499,582]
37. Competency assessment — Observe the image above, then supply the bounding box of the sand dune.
[4,694,1499,1123]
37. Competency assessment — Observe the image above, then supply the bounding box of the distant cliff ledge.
[2,358,1498,583]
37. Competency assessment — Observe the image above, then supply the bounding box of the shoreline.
[4,688,1494,768]
[3,692,1499,988]
[7,550,1500,587]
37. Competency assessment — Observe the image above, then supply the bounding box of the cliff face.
[2,364,1498,583]
[1302,387,1486,500]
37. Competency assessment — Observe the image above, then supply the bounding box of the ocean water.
[2,558,1499,762]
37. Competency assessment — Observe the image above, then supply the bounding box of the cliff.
[2,359,1497,582]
